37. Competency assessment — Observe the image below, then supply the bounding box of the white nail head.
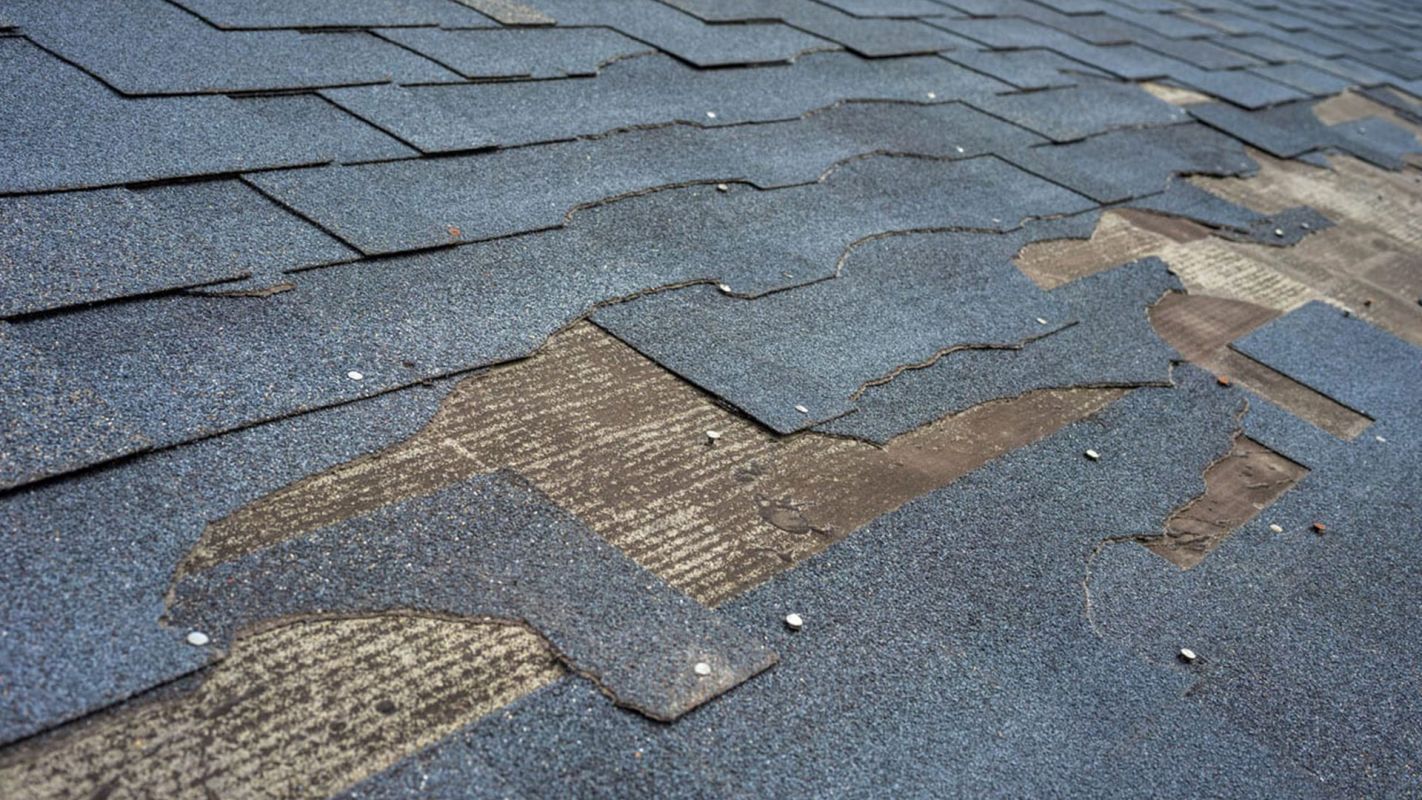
[785,613,804,630]
[1179,647,1197,663]
[1375,435,1387,443]
[706,430,722,443]
[694,661,712,676]
[705,111,717,119]
[927,91,936,99]
[1084,449,1101,461]
[347,370,364,381]
[718,283,732,293]
[1273,228,1285,237]
[186,631,210,647]
[1036,317,1048,325]
[1269,523,1284,533]
[715,183,729,192]
[795,404,810,414]
[954,145,965,153]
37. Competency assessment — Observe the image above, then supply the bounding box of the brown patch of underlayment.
[0,617,562,800]
[183,322,1122,607]
[1148,292,1372,439]
[1016,149,1422,344]
[1144,435,1309,568]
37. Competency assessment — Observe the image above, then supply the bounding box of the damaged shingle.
[248,102,1045,255]
[322,51,1010,153]
[817,255,1181,442]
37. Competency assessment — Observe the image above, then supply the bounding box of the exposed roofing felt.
[3,0,1422,797]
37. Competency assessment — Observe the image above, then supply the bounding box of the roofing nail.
[705,111,717,119]
[784,613,804,631]
[1084,449,1101,461]
[1273,227,1285,237]
[1375,435,1387,443]
[186,631,210,647]
[1312,522,1327,534]
[715,183,729,193]
[706,430,722,445]
[1268,523,1284,534]
[926,91,937,99]
[1036,317,1048,325]
[717,283,732,293]
[795,404,810,414]
[694,661,712,677]
[1301,222,1311,230]
[347,371,364,381]
[1217,375,1232,387]
[954,145,965,154]
[1178,648,1197,663]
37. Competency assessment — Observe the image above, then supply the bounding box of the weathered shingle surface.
[3,0,1422,797]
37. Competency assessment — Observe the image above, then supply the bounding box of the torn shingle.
[0,39,413,193]
[6,0,461,95]
[817,256,1180,442]
[322,51,1010,153]
[592,212,1088,434]
[0,181,354,318]
[1001,122,1257,203]
[1190,100,1422,169]
[248,102,1045,255]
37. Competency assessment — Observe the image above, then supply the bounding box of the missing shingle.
[1139,81,1212,107]
[179,322,1122,607]
[1148,293,1373,440]
[0,617,562,800]
[1143,435,1308,569]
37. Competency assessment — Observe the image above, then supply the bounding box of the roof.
[2,0,1422,797]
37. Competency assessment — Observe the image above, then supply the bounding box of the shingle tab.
[515,0,834,67]
[8,0,460,95]
[377,27,653,79]
[0,39,414,193]
[323,51,1011,153]
[971,79,1188,141]
[0,181,353,317]
[170,0,496,29]
[663,0,973,57]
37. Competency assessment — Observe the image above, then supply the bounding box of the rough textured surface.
[169,473,776,722]
[7,0,1422,795]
